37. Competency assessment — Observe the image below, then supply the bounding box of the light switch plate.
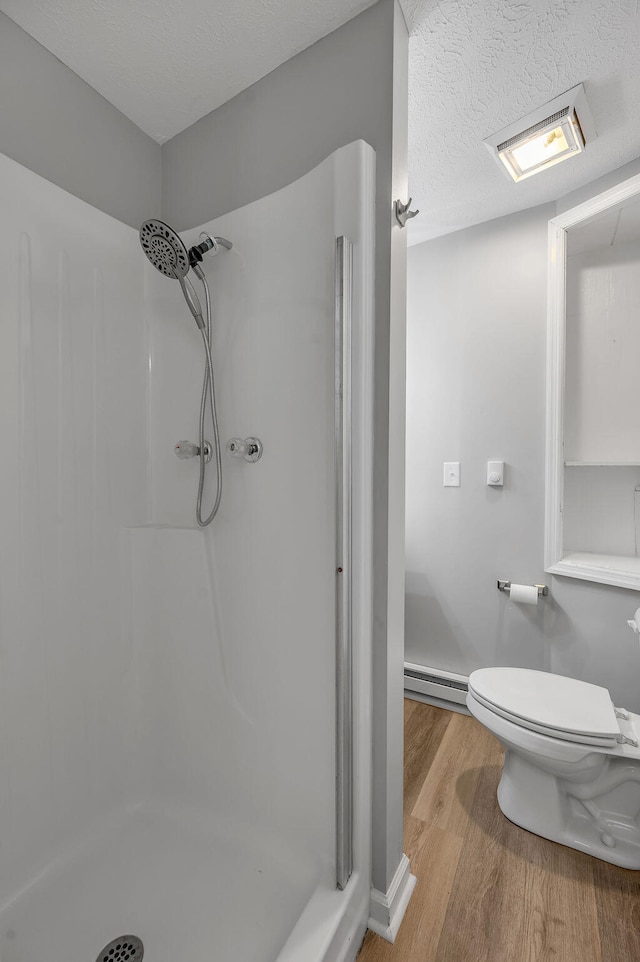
[444,462,460,487]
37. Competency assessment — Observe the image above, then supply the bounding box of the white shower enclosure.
[0,142,374,962]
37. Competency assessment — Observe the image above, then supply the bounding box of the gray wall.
[406,201,640,712]
[162,0,395,233]
[163,0,409,896]
[0,12,160,228]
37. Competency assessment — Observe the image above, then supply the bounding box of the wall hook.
[394,197,419,228]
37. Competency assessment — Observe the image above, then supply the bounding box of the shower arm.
[188,234,233,267]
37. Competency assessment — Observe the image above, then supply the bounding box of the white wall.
[162,0,409,897]
[140,157,337,869]
[137,143,375,913]
[376,0,409,896]
[563,467,640,557]
[557,157,640,214]
[565,240,640,464]
[0,0,409,905]
[562,236,640,559]
[0,143,376,957]
[406,203,640,711]
[0,153,149,906]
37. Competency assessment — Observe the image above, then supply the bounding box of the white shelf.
[548,552,640,590]
[546,174,640,590]
[563,551,640,572]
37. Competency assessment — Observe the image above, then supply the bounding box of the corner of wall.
[0,11,161,228]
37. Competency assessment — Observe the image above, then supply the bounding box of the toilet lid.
[468,668,620,744]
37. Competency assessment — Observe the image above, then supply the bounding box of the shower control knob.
[175,441,198,459]
[226,437,263,463]
[174,440,212,463]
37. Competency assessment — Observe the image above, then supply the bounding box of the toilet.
[467,666,640,868]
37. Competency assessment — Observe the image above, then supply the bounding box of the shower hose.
[194,267,223,527]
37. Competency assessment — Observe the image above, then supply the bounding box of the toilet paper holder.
[497,580,548,597]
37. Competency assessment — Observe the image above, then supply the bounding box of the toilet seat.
[468,667,621,747]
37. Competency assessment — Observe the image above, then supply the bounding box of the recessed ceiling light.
[484,84,596,182]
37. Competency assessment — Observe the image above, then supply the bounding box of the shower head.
[139,218,205,330]
[139,219,190,279]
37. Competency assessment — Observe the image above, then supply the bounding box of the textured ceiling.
[403,0,640,244]
[2,0,640,242]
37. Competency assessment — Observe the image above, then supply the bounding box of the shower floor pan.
[0,805,316,962]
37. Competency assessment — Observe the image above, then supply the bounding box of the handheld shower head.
[139,218,204,329]
[140,218,189,278]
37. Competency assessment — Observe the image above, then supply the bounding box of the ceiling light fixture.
[484,84,596,183]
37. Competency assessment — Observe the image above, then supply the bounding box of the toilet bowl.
[467,667,640,868]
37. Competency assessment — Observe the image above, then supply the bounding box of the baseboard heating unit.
[404,662,469,707]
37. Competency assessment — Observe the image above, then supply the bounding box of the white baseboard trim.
[405,690,471,716]
[404,662,469,707]
[367,853,416,943]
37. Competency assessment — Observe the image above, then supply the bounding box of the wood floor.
[357,698,640,962]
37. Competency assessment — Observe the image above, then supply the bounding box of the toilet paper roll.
[509,583,538,605]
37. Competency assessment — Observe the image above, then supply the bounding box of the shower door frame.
[273,141,376,962]
[335,235,353,891]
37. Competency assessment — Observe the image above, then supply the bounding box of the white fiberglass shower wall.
[0,142,374,962]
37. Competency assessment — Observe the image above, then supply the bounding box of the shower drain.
[96,936,144,962]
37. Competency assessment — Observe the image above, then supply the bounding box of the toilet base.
[497,749,640,869]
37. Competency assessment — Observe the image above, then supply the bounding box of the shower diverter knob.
[174,440,212,463]
[226,437,263,462]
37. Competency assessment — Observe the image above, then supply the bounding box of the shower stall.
[0,141,375,962]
